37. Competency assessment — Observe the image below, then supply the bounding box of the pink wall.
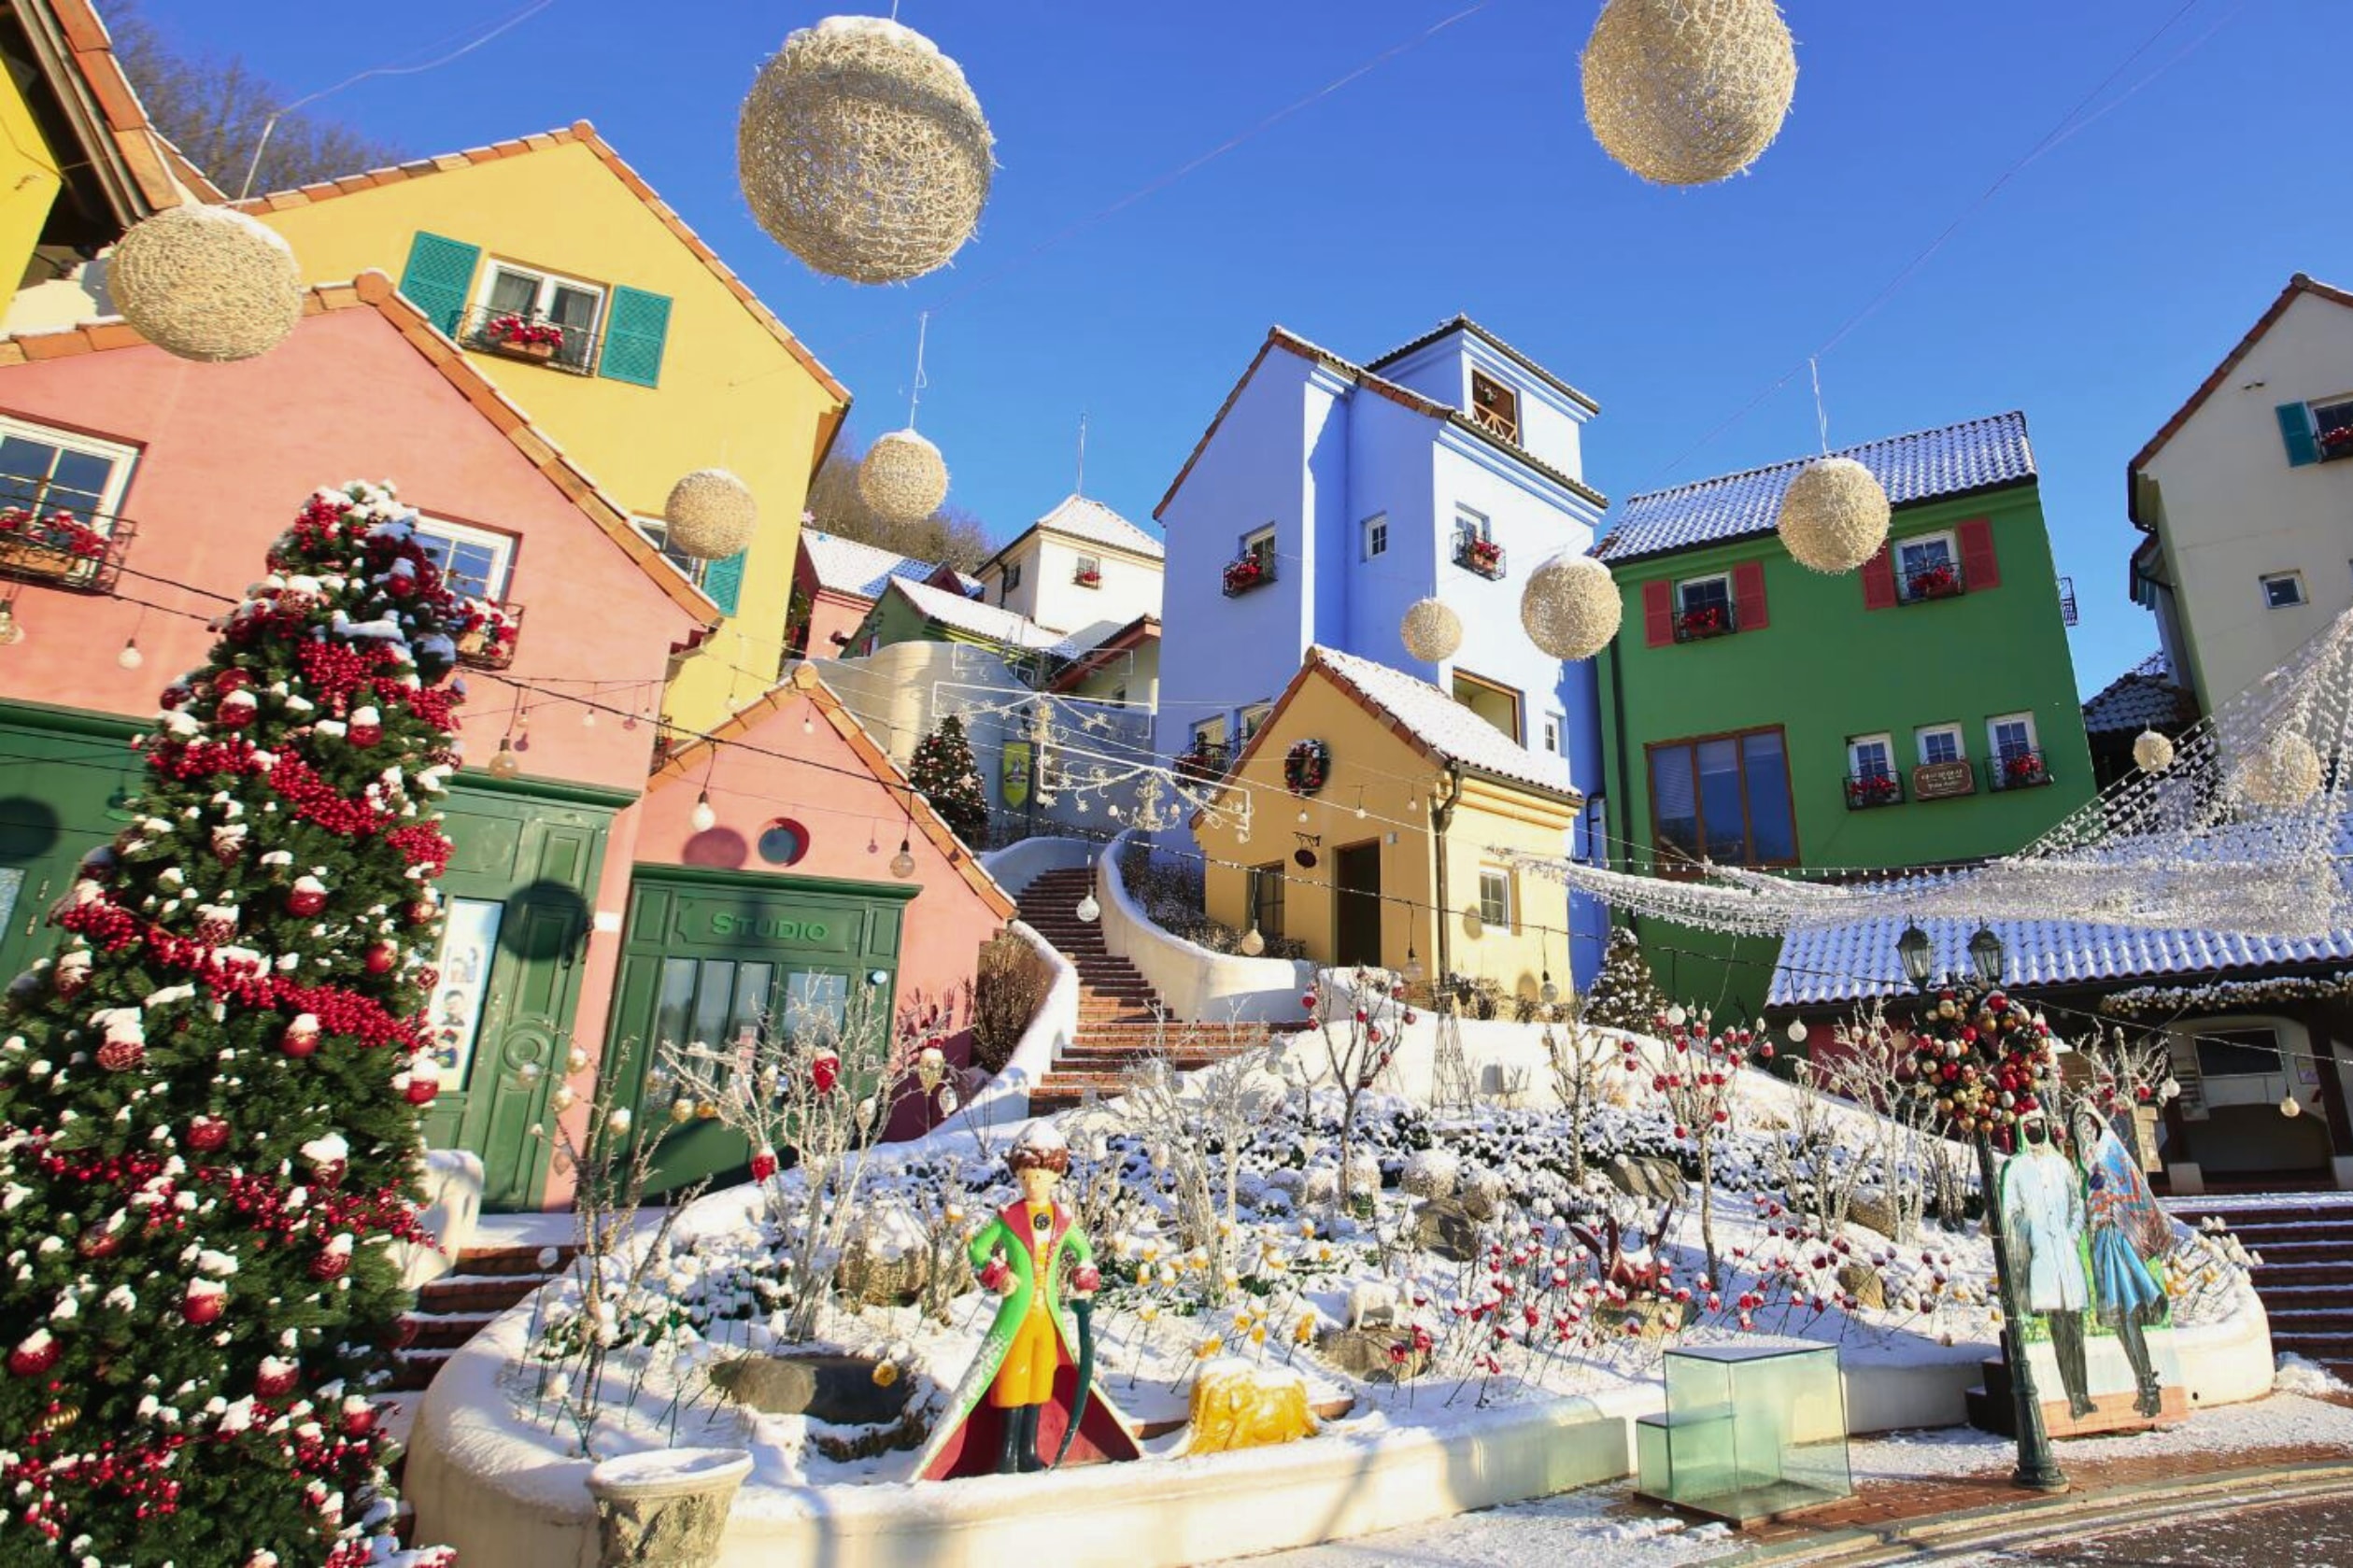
[799,577,876,657]
[0,305,697,794]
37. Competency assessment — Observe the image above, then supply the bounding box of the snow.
[2275,1353,2351,1398]
[1226,1484,1732,1567]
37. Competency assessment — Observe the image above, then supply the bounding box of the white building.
[981,494,1165,646]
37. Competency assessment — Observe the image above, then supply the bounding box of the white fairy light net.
[1506,606,2353,939]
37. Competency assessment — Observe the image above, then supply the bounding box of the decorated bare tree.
[1808,1001,1941,1242]
[1542,996,1621,1183]
[0,482,463,1566]
[1308,972,1411,1214]
[1111,1036,1281,1302]
[1653,1008,1748,1283]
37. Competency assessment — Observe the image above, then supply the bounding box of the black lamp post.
[1898,924,2066,1492]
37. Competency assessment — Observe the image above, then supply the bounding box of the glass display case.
[1635,1343,1851,1523]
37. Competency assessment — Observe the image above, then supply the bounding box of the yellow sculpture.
[1176,1360,1320,1457]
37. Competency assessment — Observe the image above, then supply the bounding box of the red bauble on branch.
[281,1014,321,1058]
[254,1356,298,1399]
[287,876,329,918]
[187,1114,231,1152]
[8,1332,59,1377]
[182,1282,226,1325]
[362,941,398,976]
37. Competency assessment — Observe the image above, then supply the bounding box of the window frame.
[1986,711,2039,761]
[473,258,607,336]
[1248,862,1286,940]
[1242,524,1276,568]
[1894,529,1961,601]
[1453,504,1492,549]
[1001,559,1023,597]
[1238,701,1274,742]
[2193,1026,2283,1080]
[0,413,138,532]
[2311,395,2353,451]
[1074,553,1101,586]
[1644,724,1801,873]
[1847,731,1895,781]
[2260,571,2308,610]
[1451,667,1523,746]
[1916,723,1965,766]
[1468,370,1521,444]
[631,515,710,590]
[413,513,518,601]
[1543,712,1564,756]
[1362,514,1388,560]
[1191,715,1229,753]
[1476,866,1514,932]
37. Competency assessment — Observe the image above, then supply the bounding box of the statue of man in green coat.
[916,1123,1142,1478]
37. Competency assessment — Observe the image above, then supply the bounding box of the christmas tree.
[909,713,988,849]
[1580,925,1670,1033]
[0,483,464,1566]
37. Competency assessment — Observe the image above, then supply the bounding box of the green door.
[605,869,911,1199]
[0,704,143,985]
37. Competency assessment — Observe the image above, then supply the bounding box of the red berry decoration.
[188,1115,230,1151]
[362,941,398,975]
[750,1148,779,1182]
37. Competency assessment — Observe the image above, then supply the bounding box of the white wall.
[1025,533,1162,641]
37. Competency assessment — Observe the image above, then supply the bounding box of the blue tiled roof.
[1597,413,2037,564]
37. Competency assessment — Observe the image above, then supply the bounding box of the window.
[2312,396,2353,461]
[1001,559,1023,598]
[1675,572,1734,639]
[0,416,135,530]
[1647,727,1798,869]
[1453,505,1491,550]
[1469,371,1520,444]
[426,897,503,1084]
[1192,716,1229,754]
[1362,515,1388,559]
[1452,669,1522,744]
[1244,526,1275,568]
[1477,867,1514,931]
[2261,571,2307,609]
[1896,530,1961,601]
[1848,733,1894,781]
[1074,554,1101,586]
[1544,713,1564,756]
[1239,702,1274,742]
[1248,863,1286,939]
[475,261,603,368]
[413,516,516,600]
[1988,712,2038,761]
[631,516,708,587]
[2194,1027,2281,1079]
[1917,724,1964,766]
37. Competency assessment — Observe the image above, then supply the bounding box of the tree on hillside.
[0,482,463,1565]
[908,713,989,849]
[1581,925,1670,1034]
[108,2,404,194]
[806,427,994,574]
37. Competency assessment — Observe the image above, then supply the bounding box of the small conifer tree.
[909,713,988,848]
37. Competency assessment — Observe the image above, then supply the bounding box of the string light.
[116,637,143,670]
[689,793,717,834]
[487,734,520,780]
[0,597,22,645]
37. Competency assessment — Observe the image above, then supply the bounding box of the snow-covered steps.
[2171,1198,2353,1387]
[393,1242,576,1391]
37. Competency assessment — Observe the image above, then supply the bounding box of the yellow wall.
[250,140,845,730]
[1191,671,1577,1000]
[0,67,62,298]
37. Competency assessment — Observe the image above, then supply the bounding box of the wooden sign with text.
[1913,760,1977,800]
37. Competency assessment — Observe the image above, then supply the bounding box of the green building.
[1593,412,2095,1018]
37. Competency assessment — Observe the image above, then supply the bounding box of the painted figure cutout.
[2000,1112,2095,1417]
[2071,1102,2169,1419]
[915,1122,1142,1479]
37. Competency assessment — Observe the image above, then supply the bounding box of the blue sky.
[141,0,2344,697]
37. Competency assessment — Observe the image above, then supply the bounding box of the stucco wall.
[1004,530,1162,641]
[0,69,62,318]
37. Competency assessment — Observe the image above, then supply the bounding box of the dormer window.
[1469,370,1520,445]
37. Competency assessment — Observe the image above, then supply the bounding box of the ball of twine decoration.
[2132,728,2176,774]
[1581,0,1797,187]
[1521,555,1623,662]
[737,16,995,285]
[2236,733,2324,808]
[1400,598,1463,664]
[109,205,305,363]
[859,428,948,526]
[1777,457,1891,573]
[663,469,759,560]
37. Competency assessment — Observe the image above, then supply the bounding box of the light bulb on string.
[890,837,917,880]
[689,793,717,834]
[0,598,23,646]
[1075,886,1101,923]
[2281,1091,2303,1119]
[1354,786,1368,821]
[1296,808,1309,825]
[803,701,815,736]
[117,637,143,670]
[488,736,520,780]
[581,700,596,728]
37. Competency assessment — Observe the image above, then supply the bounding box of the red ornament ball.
[342,1404,378,1437]
[7,1339,58,1378]
[255,1361,298,1399]
[182,1289,225,1326]
[406,901,437,926]
[349,723,381,748]
[281,1022,320,1058]
[750,1151,779,1182]
[362,942,398,976]
[811,1051,840,1095]
[213,669,252,696]
[287,887,327,918]
[404,1077,439,1107]
[96,1038,145,1073]
[310,1249,350,1281]
[188,1115,231,1151]
[78,1227,121,1259]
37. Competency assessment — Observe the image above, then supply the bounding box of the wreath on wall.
[1284,739,1330,797]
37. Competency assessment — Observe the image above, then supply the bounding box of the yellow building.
[237,122,851,730]
[1195,646,1583,1002]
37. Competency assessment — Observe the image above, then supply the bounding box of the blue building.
[1152,317,1611,981]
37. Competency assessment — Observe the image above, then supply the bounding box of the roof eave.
[1599,472,2041,569]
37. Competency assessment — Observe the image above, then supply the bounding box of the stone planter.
[586,1448,753,1568]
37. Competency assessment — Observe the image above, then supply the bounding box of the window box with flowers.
[1455,534,1507,580]
[478,313,568,365]
[2321,424,2353,463]
[1072,565,1102,587]
[1843,770,1904,810]
[1223,554,1275,597]
[0,506,120,590]
[1901,561,1964,603]
[1990,748,2049,792]
[455,597,525,670]
[1675,603,1736,643]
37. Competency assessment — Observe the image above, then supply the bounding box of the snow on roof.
[888,575,1064,651]
[1033,494,1164,560]
[1769,909,2353,1008]
[803,530,937,600]
[1310,646,1574,797]
[2082,653,2193,736]
[1598,413,2036,565]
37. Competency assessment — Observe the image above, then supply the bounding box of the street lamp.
[1900,926,2065,1492]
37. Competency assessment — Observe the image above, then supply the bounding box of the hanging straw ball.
[1581,0,1797,187]
[2132,729,2176,774]
[1777,457,1891,573]
[859,429,948,526]
[1400,598,1463,664]
[1521,555,1623,662]
[108,205,305,363]
[663,470,759,560]
[2236,733,2323,808]
[737,16,995,286]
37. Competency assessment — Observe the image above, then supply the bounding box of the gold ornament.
[697,1099,721,1121]
[1399,597,1464,664]
[1520,554,1623,661]
[39,1403,79,1432]
[109,205,305,362]
[858,429,949,525]
[1580,0,1797,187]
[662,469,758,561]
[1776,458,1892,574]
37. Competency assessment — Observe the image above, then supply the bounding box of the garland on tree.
[0,483,462,1567]
[908,713,988,849]
[1580,926,1670,1033]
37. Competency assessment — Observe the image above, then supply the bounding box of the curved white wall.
[1097,829,1309,1023]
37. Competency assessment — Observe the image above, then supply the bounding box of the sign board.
[1912,760,1977,800]
[1001,740,1032,808]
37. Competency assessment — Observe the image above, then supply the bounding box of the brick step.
[2185,1221,2353,1245]
[2245,1240,2353,1265]
[2261,1307,2353,1334]
[453,1244,578,1276]
[416,1273,548,1316]
[404,1312,503,1351]
[389,1352,449,1392]
[2271,1334,2353,1363]
[1058,1051,1258,1071]
[2251,1264,2353,1290]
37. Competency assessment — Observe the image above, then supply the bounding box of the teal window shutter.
[702,549,746,615]
[398,233,480,336]
[2277,403,2319,467]
[599,286,672,388]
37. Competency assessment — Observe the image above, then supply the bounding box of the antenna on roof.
[1074,411,1088,497]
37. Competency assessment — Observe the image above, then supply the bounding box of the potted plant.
[1176,741,1225,782]
[455,596,524,669]
[1223,555,1269,596]
[1845,771,1900,809]
[1905,561,1962,601]
[2321,424,2353,461]
[482,313,566,363]
[2000,750,2047,789]
[1459,535,1505,578]
[1677,604,1731,641]
[0,506,109,585]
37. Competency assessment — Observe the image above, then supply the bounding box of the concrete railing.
[977,836,1098,901]
[1096,829,1308,1024]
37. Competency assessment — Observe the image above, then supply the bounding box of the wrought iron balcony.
[1454,535,1507,580]
[1989,747,2050,793]
[1674,604,1737,643]
[1222,554,1275,598]
[1843,770,1904,811]
[460,304,599,374]
[1174,742,1232,783]
[454,597,525,671]
[0,506,132,594]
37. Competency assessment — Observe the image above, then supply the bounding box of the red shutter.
[1861,544,1896,610]
[1957,516,2001,590]
[1732,560,1769,631]
[1642,579,1674,647]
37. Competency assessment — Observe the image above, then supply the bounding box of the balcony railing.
[1222,554,1276,598]
[460,304,599,375]
[1844,770,1904,811]
[455,597,524,671]
[1454,535,1507,580]
[1897,561,1965,604]
[1174,742,1232,782]
[0,507,132,595]
[1072,566,1102,588]
[1989,747,2050,793]
[1674,604,1736,643]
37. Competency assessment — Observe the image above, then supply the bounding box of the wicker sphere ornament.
[2236,733,2324,808]
[1777,458,1891,573]
[108,205,305,362]
[737,16,995,285]
[662,469,758,561]
[1580,0,1797,187]
[858,429,948,526]
[1521,554,1623,662]
[1399,598,1464,664]
[2133,728,2176,773]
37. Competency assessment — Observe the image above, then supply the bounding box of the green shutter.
[702,549,745,616]
[398,232,480,336]
[2277,403,2320,467]
[599,286,672,388]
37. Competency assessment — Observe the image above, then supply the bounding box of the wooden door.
[1334,841,1383,968]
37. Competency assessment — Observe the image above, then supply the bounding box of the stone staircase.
[1016,867,1279,1113]
[2170,1198,2353,1388]
[393,1242,577,1391]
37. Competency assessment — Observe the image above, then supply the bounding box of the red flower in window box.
[2320,425,2353,458]
[2001,751,2047,787]
[1223,556,1267,594]
[1073,567,1101,586]
[0,506,112,585]
[454,597,523,669]
[1677,604,1730,640]
[1846,771,1899,807]
[484,314,565,349]
[1906,562,1961,600]
[1467,538,1502,568]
